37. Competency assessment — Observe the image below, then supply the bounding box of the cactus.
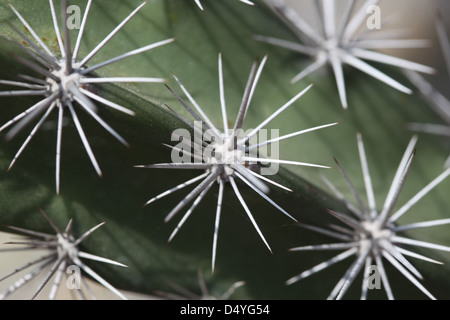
[0,0,449,300]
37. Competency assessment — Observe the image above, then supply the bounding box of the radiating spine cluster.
[137,53,337,271]
[0,0,449,301]
[257,0,434,108]
[0,0,173,194]
[286,134,450,299]
[0,208,127,300]
[155,269,245,300]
